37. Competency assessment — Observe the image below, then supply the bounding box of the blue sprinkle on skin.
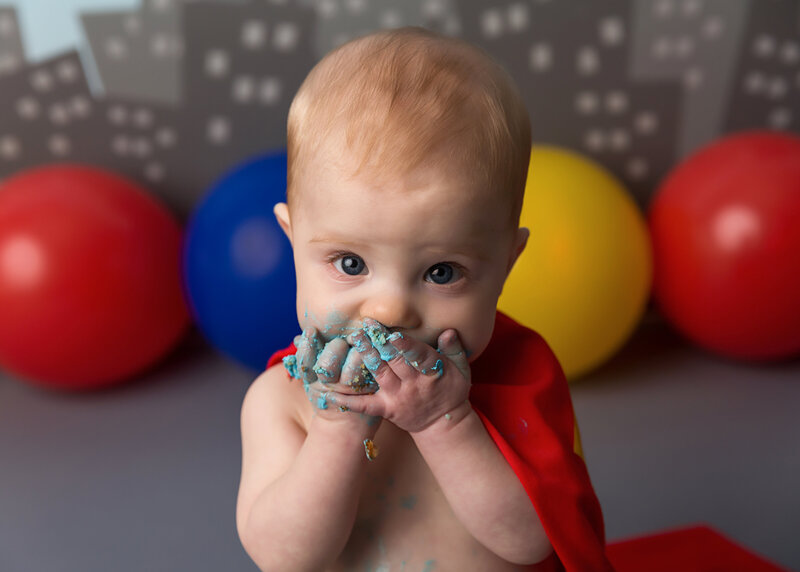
[322,310,349,333]
[282,355,300,379]
[444,413,452,421]
[313,365,333,380]
[422,560,436,572]
[400,495,417,510]
[316,392,330,410]
[362,414,380,427]
[420,359,444,376]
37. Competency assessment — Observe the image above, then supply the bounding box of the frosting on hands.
[282,319,471,433]
[282,326,379,423]
[339,318,472,433]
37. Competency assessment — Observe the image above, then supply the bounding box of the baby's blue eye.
[335,255,366,276]
[425,263,457,284]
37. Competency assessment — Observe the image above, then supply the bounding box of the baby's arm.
[412,402,553,564]
[236,363,378,571]
[329,322,552,565]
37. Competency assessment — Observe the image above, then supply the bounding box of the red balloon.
[0,164,190,390]
[649,131,800,361]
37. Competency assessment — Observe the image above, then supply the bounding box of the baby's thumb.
[437,329,470,381]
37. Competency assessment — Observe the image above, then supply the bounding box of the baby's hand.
[283,327,380,421]
[331,318,472,433]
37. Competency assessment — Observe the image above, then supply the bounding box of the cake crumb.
[363,439,379,461]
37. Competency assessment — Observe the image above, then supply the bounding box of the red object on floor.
[607,525,788,571]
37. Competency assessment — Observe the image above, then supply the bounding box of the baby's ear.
[273,202,293,245]
[506,227,529,277]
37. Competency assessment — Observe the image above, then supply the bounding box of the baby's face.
[276,159,527,362]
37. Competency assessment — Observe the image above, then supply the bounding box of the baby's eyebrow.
[308,235,365,246]
[439,250,492,262]
[309,234,491,261]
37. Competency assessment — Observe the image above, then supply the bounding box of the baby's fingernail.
[349,331,371,353]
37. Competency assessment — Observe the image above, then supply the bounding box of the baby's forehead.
[302,173,506,219]
[297,182,512,253]
[291,148,518,226]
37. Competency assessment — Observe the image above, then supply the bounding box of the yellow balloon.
[499,146,653,380]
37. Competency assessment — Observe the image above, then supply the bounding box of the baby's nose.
[360,289,421,332]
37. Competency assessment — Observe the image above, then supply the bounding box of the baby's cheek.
[461,315,497,362]
[297,304,354,337]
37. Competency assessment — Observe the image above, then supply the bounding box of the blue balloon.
[184,151,298,371]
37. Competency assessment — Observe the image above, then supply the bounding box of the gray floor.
[1,318,798,572]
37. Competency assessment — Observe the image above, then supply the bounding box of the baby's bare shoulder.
[241,364,308,434]
[243,363,291,402]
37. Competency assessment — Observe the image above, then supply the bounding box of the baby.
[236,27,611,572]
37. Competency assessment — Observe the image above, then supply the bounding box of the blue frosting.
[281,355,300,379]
[421,359,444,376]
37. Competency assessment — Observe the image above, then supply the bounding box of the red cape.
[267,311,612,571]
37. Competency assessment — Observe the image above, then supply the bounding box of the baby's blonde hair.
[286,26,531,226]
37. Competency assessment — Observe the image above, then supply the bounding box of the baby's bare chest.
[329,425,529,572]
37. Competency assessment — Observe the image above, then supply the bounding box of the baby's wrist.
[412,400,475,439]
[310,408,381,440]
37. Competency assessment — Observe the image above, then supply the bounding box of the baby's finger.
[348,330,385,373]
[297,327,324,384]
[437,329,470,382]
[326,391,385,419]
[304,383,331,411]
[340,346,379,394]
[349,329,400,391]
[361,318,401,362]
[312,337,349,384]
[387,331,443,379]
[281,333,309,379]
